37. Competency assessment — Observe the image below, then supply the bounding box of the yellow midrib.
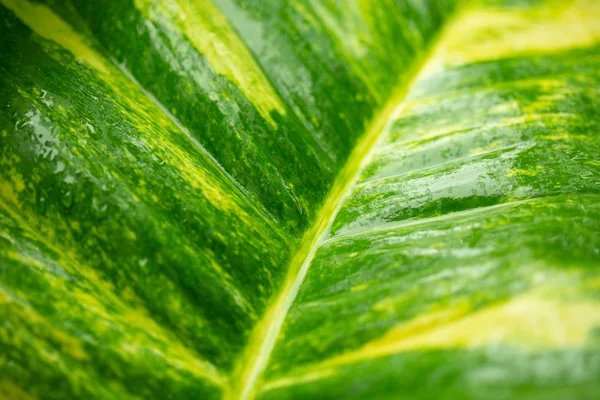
[1,0,460,396]
[224,11,462,400]
[229,1,600,396]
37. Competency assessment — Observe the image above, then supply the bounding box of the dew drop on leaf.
[61,190,73,209]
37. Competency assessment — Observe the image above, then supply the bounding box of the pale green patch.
[0,0,109,74]
[133,0,286,125]
[426,0,600,69]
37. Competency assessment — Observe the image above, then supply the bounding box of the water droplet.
[91,197,108,220]
[55,161,65,174]
[85,122,100,138]
[40,89,54,107]
[61,190,73,209]
[37,194,47,215]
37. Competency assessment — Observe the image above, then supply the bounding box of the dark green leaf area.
[0,5,289,376]
[267,195,600,375]
[260,347,600,400]
[333,45,600,236]
[0,210,224,400]
[35,0,456,235]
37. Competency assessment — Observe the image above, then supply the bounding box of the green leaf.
[1,0,599,400]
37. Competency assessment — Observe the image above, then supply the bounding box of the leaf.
[0,1,599,400]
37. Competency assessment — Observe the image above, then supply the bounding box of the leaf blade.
[260,1,600,398]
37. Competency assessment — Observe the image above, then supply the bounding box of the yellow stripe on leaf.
[133,0,286,126]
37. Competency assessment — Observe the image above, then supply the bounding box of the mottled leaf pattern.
[0,0,598,400]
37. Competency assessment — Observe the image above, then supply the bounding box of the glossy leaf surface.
[0,0,599,399]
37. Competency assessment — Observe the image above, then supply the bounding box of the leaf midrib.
[225,14,459,399]
[0,0,459,396]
